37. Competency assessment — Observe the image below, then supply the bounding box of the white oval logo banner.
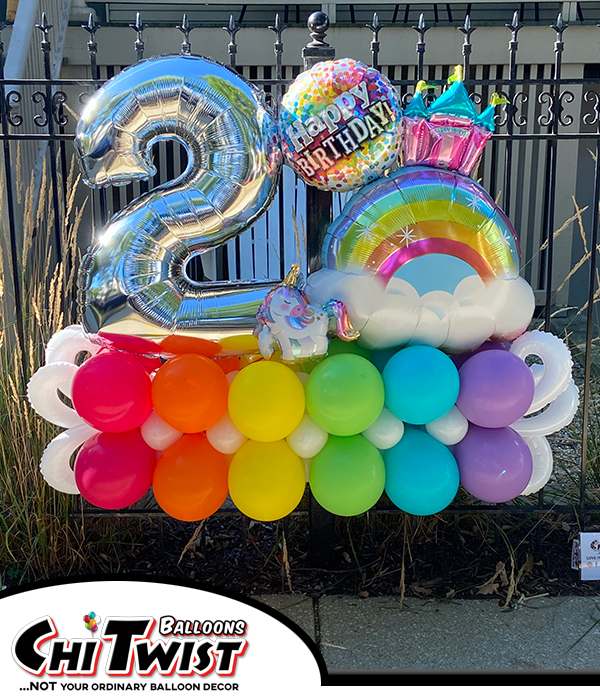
[0,578,324,698]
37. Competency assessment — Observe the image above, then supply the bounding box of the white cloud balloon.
[306,269,535,354]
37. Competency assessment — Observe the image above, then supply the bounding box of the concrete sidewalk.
[254,594,600,671]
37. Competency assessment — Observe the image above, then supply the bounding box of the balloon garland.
[27,59,578,522]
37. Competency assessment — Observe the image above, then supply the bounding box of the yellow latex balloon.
[239,353,263,369]
[229,440,306,521]
[219,335,260,354]
[228,361,305,441]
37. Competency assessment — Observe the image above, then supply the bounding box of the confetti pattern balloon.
[280,58,402,191]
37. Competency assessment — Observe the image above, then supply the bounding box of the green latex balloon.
[306,354,384,436]
[327,337,371,359]
[310,435,385,516]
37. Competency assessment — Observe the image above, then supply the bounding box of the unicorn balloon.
[255,265,359,363]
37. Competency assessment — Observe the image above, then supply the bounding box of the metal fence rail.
[1,9,600,564]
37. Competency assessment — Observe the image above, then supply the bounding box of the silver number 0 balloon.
[75,55,281,342]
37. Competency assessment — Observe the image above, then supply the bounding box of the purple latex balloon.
[451,340,511,370]
[455,425,533,503]
[456,349,534,428]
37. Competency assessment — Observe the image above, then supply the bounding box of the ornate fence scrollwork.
[537,91,555,128]
[5,90,23,127]
[558,90,575,127]
[52,91,69,127]
[583,89,600,126]
[31,90,50,128]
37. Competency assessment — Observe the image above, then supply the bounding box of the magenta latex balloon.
[72,352,153,432]
[454,425,533,503]
[75,429,156,509]
[456,349,534,428]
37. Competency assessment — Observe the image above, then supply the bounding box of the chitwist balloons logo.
[13,615,247,683]
[0,578,325,698]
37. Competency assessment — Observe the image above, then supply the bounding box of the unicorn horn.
[283,264,300,288]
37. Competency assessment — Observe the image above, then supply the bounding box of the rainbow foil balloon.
[279,58,402,191]
[306,70,534,354]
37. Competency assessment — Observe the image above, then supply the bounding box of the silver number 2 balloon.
[75,55,281,342]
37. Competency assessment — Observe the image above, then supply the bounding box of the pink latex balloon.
[75,429,156,509]
[72,352,153,432]
[96,346,161,373]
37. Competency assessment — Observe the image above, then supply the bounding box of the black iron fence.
[2,9,600,564]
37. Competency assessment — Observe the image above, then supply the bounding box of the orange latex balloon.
[152,354,228,433]
[153,433,229,521]
[159,335,222,358]
[214,356,241,374]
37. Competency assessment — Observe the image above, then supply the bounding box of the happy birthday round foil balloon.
[75,54,281,343]
[279,58,402,191]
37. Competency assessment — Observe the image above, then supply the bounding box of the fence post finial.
[412,13,429,82]
[269,13,287,84]
[459,14,476,83]
[366,12,383,70]
[302,12,335,70]
[551,12,568,42]
[269,13,287,56]
[223,15,241,71]
[36,12,53,55]
[129,12,146,62]
[306,11,330,47]
[177,14,195,55]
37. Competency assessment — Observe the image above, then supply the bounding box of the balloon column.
[27,58,579,523]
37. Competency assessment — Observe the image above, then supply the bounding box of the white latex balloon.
[39,423,98,494]
[226,370,239,386]
[45,325,101,365]
[140,410,183,451]
[520,435,553,496]
[295,371,310,386]
[27,362,83,428]
[362,407,404,450]
[302,457,311,483]
[425,405,469,445]
[206,411,248,454]
[286,413,328,458]
[511,379,579,436]
[510,330,573,414]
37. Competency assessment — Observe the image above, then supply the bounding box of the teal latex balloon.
[384,426,459,516]
[383,345,460,424]
[327,337,371,359]
[370,347,399,373]
[310,435,385,516]
[306,354,384,436]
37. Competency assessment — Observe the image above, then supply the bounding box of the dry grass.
[0,151,122,586]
